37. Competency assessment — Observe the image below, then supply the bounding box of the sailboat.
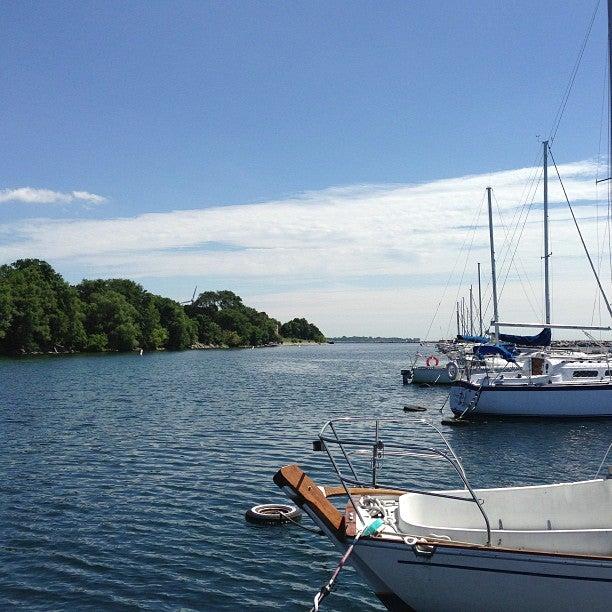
[274,417,612,610]
[449,23,612,421]
[450,178,612,416]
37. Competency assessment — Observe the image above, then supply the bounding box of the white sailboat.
[449,170,612,416]
[448,0,612,418]
[274,417,612,611]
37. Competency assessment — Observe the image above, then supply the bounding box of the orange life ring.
[426,355,439,367]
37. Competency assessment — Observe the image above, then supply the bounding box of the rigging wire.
[480,160,543,324]
[591,58,609,326]
[549,0,601,144]
[548,145,612,319]
[435,190,487,339]
[422,190,486,341]
[471,0,601,332]
[427,0,601,339]
[491,190,541,317]
[446,193,487,338]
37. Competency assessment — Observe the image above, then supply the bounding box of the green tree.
[155,297,197,350]
[0,259,87,353]
[280,317,326,342]
[82,290,140,351]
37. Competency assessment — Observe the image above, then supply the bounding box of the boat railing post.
[425,419,491,544]
[372,420,380,487]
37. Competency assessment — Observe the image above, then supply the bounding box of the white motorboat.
[408,345,525,386]
[274,417,612,611]
[409,355,456,385]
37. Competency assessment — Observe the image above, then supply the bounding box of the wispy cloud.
[0,187,106,205]
[0,159,609,335]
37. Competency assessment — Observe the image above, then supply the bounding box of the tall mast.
[477,262,483,335]
[609,0,612,183]
[456,302,461,336]
[469,285,474,335]
[543,140,551,324]
[487,187,500,341]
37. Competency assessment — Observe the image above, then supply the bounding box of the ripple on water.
[1,345,611,610]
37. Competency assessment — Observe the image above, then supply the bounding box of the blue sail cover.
[498,328,551,347]
[456,334,489,343]
[473,344,517,363]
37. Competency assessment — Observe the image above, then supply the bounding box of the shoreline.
[4,340,328,359]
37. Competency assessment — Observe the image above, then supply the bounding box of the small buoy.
[245,503,302,525]
[441,418,471,426]
[403,404,427,412]
[139,348,143,356]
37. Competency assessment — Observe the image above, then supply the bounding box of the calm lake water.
[1,343,611,611]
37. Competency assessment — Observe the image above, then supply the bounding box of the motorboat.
[408,340,527,386]
[274,417,612,611]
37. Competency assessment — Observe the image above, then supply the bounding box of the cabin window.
[605,370,612,377]
[572,370,599,378]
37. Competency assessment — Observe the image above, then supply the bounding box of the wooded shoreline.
[0,259,326,356]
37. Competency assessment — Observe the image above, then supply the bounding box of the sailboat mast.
[477,262,483,335]
[487,187,500,341]
[469,285,474,335]
[543,140,551,324]
[456,302,461,336]
[609,0,612,181]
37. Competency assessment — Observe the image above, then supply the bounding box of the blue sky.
[0,1,610,336]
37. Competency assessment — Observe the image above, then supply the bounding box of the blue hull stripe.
[397,559,612,582]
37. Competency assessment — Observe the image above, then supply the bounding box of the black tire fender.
[245,503,302,525]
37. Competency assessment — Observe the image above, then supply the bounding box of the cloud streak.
[0,187,106,205]
[0,159,609,335]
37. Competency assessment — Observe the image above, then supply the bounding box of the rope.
[310,531,364,612]
[282,512,323,535]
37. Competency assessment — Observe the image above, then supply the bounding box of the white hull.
[450,381,612,417]
[410,366,452,385]
[348,537,612,611]
[274,423,612,611]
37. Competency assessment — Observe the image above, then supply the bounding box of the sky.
[0,0,611,338]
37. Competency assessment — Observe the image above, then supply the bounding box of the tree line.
[0,259,326,355]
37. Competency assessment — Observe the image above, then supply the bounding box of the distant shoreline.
[329,337,422,344]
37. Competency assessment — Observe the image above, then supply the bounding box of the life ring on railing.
[426,355,439,367]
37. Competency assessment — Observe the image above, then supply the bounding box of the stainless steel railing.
[315,416,492,546]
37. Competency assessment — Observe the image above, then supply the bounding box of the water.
[1,344,611,611]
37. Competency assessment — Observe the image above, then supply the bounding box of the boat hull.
[410,366,452,385]
[349,538,612,612]
[274,464,612,611]
[450,380,612,417]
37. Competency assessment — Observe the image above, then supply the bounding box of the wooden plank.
[273,464,344,537]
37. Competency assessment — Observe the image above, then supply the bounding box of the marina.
[2,1,612,610]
